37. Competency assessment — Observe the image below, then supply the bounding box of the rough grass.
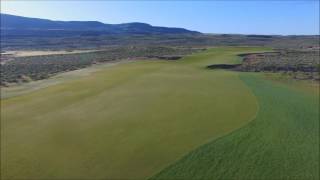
[151,73,319,180]
[1,47,269,179]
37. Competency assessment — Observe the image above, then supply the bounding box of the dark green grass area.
[151,73,319,180]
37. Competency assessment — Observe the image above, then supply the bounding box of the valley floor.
[1,47,318,179]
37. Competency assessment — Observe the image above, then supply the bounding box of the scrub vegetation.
[0,46,201,86]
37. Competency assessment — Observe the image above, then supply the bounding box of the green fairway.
[152,73,319,179]
[1,47,269,179]
[2,46,317,180]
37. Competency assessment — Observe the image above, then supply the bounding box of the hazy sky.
[1,0,319,35]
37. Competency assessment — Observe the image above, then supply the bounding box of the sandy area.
[3,49,100,57]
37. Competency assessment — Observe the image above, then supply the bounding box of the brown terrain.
[208,48,320,81]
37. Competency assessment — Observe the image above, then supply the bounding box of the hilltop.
[0,13,200,36]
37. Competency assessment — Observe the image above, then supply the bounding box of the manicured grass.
[151,73,319,180]
[1,47,270,179]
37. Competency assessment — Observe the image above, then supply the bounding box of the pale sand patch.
[4,49,101,57]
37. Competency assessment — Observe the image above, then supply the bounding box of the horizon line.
[1,12,319,36]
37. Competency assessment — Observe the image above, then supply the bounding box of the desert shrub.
[1,46,200,85]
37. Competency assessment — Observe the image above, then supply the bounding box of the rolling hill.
[0,13,200,36]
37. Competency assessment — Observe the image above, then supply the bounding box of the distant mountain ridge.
[1,14,200,35]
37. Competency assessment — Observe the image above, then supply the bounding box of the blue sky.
[1,1,319,35]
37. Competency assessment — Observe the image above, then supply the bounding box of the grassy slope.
[152,73,319,180]
[1,61,128,99]
[1,47,268,179]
